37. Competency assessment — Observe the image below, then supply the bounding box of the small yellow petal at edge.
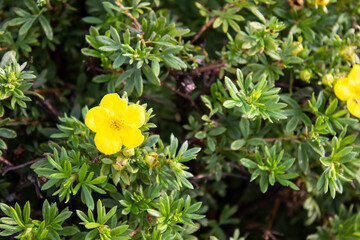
[348,64,360,84]
[85,106,110,132]
[316,0,329,6]
[124,104,145,128]
[347,98,360,118]
[334,77,354,101]
[120,124,144,148]
[100,93,128,118]
[94,129,123,155]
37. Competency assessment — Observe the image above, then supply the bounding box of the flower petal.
[94,128,122,155]
[85,106,110,132]
[334,77,354,101]
[348,64,360,84]
[120,124,144,148]
[100,93,128,118]
[347,98,360,118]
[124,104,145,128]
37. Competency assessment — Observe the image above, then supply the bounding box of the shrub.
[0,0,360,239]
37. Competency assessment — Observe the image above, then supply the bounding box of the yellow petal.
[334,77,354,101]
[124,104,145,128]
[94,128,122,155]
[348,64,360,84]
[347,98,360,118]
[100,93,128,118]
[120,124,144,148]
[315,0,329,6]
[85,106,110,132]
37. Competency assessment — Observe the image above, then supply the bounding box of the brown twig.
[0,156,13,167]
[115,1,146,45]
[37,98,59,121]
[141,95,175,108]
[190,15,217,44]
[223,134,309,152]
[2,158,44,176]
[9,118,43,125]
[263,198,281,240]
[190,62,227,76]
[190,4,233,44]
[189,171,248,181]
[161,81,197,108]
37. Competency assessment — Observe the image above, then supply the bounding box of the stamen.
[109,118,124,130]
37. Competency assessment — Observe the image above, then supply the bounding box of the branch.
[0,156,13,167]
[115,1,146,45]
[223,134,309,152]
[190,15,217,44]
[2,158,44,176]
[190,4,233,44]
[161,81,198,108]
[190,62,227,76]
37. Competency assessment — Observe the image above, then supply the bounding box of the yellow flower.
[316,0,330,6]
[334,65,360,118]
[85,93,145,155]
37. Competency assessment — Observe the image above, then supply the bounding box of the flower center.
[109,117,124,130]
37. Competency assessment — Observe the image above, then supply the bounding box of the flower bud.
[122,147,135,158]
[341,46,355,62]
[112,155,128,171]
[321,74,334,87]
[144,152,159,167]
[300,70,311,83]
[291,42,304,55]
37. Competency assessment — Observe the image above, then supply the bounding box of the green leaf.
[161,54,187,70]
[142,64,160,86]
[240,158,258,168]
[85,222,101,229]
[298,144,309,171]
[208,127,226,136]
[0,128,16,138]
[0,138,7,149]
[81,186,94,210]
[325,99,338,116]
[38,15,53,40]
[78,164,88,183]
[22,202,30,223]
[113,55,126,69]
[247,5,266,23]
[223,100,237,108]
[224,77,239,100]
[195,131,206,139]
[239,118,249,139]
[110,225,128,236]
[231,139,246,150]
[259,172,268,193]
[286,117,299,132]
[206,137,216,152]
[247,138,265,146]
[134,69,143,96]
[19,17,36,37]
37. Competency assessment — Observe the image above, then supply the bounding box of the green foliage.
[0,51,35,112]
[0,200,73,239]
[223,68,287,122]
[76,199,129,240]
[1,0,360,239]
[241,145,299,193]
